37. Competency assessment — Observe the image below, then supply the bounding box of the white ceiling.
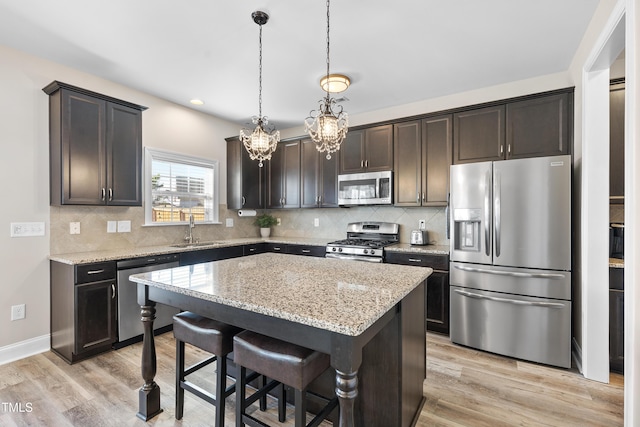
[0,0,600,129]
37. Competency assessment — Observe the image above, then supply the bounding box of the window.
[144,148,219,225]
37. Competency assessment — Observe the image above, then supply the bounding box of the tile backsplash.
[50,204,449,254]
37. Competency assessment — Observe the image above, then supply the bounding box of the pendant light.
[304,0,349,160]
[240,11,280,167]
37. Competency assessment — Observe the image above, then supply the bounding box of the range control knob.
[332,247,337,252]
[338,248,343,252]
[370,249,376,255]
[364,249,369,254]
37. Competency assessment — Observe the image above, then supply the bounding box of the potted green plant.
[254,213,277,237]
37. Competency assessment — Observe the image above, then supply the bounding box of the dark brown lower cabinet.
[384,251,450,334]
[51,261,117,364]
[610,267,624,374]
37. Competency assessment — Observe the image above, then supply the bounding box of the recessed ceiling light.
[190,99,205,105]
[319,74,350,93]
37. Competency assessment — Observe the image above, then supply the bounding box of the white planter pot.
[260,227,271,238]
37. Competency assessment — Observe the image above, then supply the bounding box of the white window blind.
[144,148,219,225]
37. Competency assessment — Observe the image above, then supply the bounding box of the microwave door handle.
[484,170,491,256]
[494,170,501,257]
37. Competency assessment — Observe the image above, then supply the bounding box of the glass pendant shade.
[240,118,280,167]
[305,98,348,159]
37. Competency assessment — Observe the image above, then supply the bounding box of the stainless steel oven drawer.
[450,285,571,368]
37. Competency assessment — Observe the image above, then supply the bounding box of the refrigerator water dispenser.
[453,208,482,252]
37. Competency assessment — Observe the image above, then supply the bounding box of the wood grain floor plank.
[0,332,624,426]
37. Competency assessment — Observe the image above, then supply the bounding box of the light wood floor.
[0,332,623,426]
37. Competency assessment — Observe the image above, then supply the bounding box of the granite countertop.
[386,243,450,255]
[610,258,624,269]
[129,253,432,336]
[49,237,332,265]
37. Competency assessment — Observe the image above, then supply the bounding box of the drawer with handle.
[384,252,449,270]
[76,261,117,283]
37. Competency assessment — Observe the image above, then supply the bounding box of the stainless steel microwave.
[337,171,393,206]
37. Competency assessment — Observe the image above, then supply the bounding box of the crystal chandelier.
[240,11,280,167]
[304,0,348,160]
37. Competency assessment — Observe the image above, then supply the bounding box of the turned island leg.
[335,369,358,427]
[136,301,163,420]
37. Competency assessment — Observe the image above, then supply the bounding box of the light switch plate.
[10,222,45,237]
[314,218,320,227]
[117,220,131,233]
[107,221,117,233]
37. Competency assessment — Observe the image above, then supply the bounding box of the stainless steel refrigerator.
[449,155,572,368]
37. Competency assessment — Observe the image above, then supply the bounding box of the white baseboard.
[0,335,50,366]
[572,336,583,373]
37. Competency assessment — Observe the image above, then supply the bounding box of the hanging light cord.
[324,0,331,101]
[258,22,263,121]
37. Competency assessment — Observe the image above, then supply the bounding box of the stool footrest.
[183,354,217,377]
[180,380,217,406]
[244,378,280,408]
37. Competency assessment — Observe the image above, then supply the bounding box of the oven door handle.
[453,289,565,308]
[326,253,383,263]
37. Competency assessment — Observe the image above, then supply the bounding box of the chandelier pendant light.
[304,0,348,160]
[240,11,280,167]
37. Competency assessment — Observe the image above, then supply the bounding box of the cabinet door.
[394,121,422,206]
[320,150,339,207]
[609,289,624,373]
[506,93,570,159]
[75,279,116,354]
[340,129,366,174]
[268,141,300,208]
[227,138,266,210]
[423,115,452,206]
[301,139,320,208]
[426,271,450,334]
[61,90,106,205]
[610,81,625,202]
[106,102,142,205]
[453,105,505,164]
[364,125,394,171]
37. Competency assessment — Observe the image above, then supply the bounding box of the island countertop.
[130,252,432,336]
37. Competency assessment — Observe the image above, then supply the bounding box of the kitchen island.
[130,253,432,427]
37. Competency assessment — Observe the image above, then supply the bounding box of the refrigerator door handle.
[453,264,566,279]
[453,289,566,308]
[484,170,491,256]
[494,170,501,257]
[445,192,450,239]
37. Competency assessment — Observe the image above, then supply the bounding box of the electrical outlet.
[276,218,281,226]
[418,220,426,230]
[11,304,25,321]
[107,221,117,233]
[117,220,131,233]
[226,218,234,227]
[69,222,80,235]
[314,218,319,227]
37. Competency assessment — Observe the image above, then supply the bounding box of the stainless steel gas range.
[326,222,400,262]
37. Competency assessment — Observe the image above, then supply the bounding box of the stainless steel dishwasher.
[115,254,181,348]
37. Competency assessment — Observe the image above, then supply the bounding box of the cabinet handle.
[422,192,425,203]
[249,248,256,252]
[302,249,311,253]
[242,196,246,206]
[365,160,369,168]
[360,160,364,168]
[111,284,116,299]
[108,188,113,201]
[101,188,106,201]
[500,145,504,155]
[87,269,105,275]
[408,258,423,263]
[507,144,511,154]
[417,193,421,204]
[273,247,281,251]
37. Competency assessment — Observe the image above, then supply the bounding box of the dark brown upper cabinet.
[506,93,570,159]
[453,105,505,164]
[339,125,393,174]
[301,139,339,208]
[227,137,267,210]
[609,79,625,203]
[394,116,452,207]
[44,81,146,206]
[453,91,571,164]
[268,141,301,209]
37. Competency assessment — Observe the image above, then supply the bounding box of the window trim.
[143,147,220,226]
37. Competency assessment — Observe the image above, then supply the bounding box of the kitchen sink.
[170,241,227,248]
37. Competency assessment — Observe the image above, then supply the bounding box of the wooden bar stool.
[233,330,338,427]
[173,311,243,427]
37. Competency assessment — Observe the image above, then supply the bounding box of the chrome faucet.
[185,214,195,244]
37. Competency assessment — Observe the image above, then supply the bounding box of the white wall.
[0,44,238,358]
